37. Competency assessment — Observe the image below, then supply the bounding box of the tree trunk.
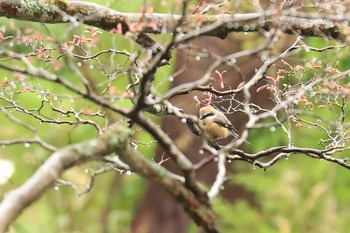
[131,34,269,233]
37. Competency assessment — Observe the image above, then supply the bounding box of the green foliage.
[1,1,350,233]
[0,1,175,232]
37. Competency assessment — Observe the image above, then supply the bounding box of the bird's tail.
[230,130,252,146]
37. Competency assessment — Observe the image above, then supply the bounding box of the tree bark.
[131,34,270,232]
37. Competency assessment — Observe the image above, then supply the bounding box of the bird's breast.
[204,123,229,140]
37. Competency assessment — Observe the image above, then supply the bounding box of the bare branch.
[0,125,132,232]
[227,146,350,170]
[118,142,218,233]
[208,151,226,200]
[0,1,343,40]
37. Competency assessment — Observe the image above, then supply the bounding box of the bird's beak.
[199,115,204,120]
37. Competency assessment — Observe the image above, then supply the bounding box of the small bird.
[199,106,240,141]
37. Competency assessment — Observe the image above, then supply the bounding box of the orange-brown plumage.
[199,106,239,141]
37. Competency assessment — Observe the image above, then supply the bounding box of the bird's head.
[199,106,217,120]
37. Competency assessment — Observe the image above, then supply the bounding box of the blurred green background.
[0,1,350,233]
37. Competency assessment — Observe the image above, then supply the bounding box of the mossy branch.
[0,125,131,232]
[0,0,344,41]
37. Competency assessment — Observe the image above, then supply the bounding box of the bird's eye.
[200,112,215,120]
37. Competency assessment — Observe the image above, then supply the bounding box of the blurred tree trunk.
[131,34,269,233]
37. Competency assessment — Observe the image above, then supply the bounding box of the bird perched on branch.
[199,106,240,141]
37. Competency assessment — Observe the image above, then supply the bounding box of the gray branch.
[0,125,131,232]
[0,0,342,40]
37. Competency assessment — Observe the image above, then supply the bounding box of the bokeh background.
[1,1,350,233]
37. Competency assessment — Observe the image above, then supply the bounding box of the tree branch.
[0,125,132,232]
[0,0,343,40]
[228,146,350,170]
[0,122,218,232]
[118,141,218,233]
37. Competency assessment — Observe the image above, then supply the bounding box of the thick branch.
[118,143,218,233]
[0,0,342,40]
[133,112,209,204]
[0,120,217,232]
[0,125,131,232]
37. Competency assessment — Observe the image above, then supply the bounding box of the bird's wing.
[214,112,251,143]
[213,119,239,137]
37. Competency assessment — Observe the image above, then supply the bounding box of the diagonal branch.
[0,122,219,233]
[118,141,218,233]
[0,125,132,232]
